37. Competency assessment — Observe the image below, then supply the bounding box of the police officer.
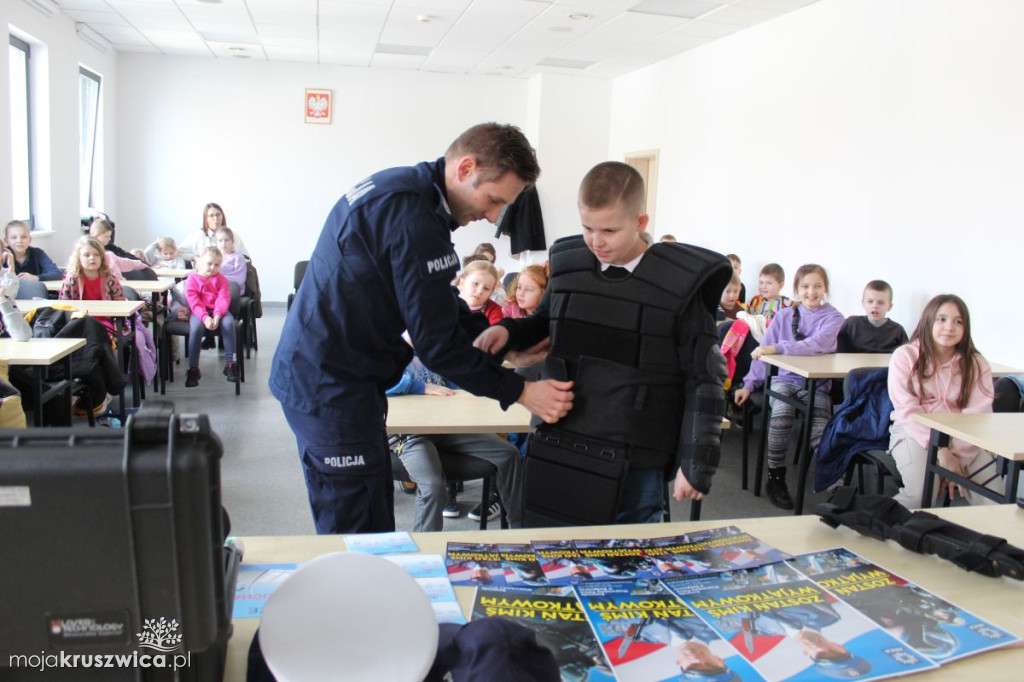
[270,123,574,535]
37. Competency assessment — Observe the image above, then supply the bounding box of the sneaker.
[185,368,201,388]
[765,473,794,510]
[442,487,460,518]
[223,362,239,382]
[468,497,502,523]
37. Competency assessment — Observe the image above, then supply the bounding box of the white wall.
[117,56,540,299]
[0,3,118,261]
[609,0,1024,366]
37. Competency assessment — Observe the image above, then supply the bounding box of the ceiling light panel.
[705,4,783,26]
[60,9,130,26]
[629,0,725,20]
[555,10,685,61]
[106,2,191,30]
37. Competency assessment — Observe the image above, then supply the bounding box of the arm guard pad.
[816,487,1024,580]
[677,380,727,494]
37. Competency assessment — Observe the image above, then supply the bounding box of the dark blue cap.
[425,617,560,682]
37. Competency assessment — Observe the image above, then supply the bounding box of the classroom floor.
[156,304,831,537]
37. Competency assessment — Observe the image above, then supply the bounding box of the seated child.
[734,264,844,510]
[887,294,1002,508]
[216,227,248,289]
[456,260,503,325]
[720,262,793,391]
[471,243,507,305]
[717,273,745,323]
[148,236,186,270]
[725,253,746,302]
[386,356,521,532]
[89,219,152,279]
[501,264,548,320]
[3,220,62,281]
[184,247,238,386]
[838,279,908,353]
[59,236,127,338]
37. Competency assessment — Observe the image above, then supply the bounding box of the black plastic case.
[0,402,236,681]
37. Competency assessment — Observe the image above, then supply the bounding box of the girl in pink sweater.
[888,294,999,507]
[184,247,237,386]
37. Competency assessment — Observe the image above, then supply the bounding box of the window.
[79,67,101,213]
[8,36,32,225]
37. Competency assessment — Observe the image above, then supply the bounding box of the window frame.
[9,34,34,227]
[79,65,102,213]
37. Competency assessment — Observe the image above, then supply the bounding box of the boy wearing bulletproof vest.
[474,162,733,525]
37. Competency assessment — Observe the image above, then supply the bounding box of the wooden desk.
[915,413,1024,507]
[0,338,85,426]
[755,354,1022,515]
[43,279,174,295]
[152,267,190,280]
[386,391,533,434]
[224,505,1024,681]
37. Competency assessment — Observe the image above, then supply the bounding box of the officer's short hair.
[446,123,540,185]
[578,161,646,216]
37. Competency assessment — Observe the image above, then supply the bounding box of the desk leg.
[1006,463,1022,504]
[32,367,43,427]
[62,354,73,425]
[920,428,949,508]
[753,367,777,497]
[793,379,817,516]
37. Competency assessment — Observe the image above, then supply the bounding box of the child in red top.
[456,260,503,325]
[184,247,237,386]
[59,236,125,337]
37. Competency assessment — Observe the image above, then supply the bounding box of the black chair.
[391,451,508,531]
[502,271,518,290]
[160,283,245,396]
[123,267,158,281]
[286,260,309,312]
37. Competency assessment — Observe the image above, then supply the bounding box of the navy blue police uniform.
[270,158,524,534]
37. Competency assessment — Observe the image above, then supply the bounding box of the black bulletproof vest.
[543,237,731,469]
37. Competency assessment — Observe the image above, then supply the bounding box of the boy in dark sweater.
[837,280,908,353]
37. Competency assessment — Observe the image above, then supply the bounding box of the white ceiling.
[53,0,820,79]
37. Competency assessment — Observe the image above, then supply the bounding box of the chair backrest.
[15,280,49,300]
[293,260,309,290]
[228,282,243,317]
[122,285,141,301]
[502,271,518,290]
[994,376,1024,413]
[124,267,158,281]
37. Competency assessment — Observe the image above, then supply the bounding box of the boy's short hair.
[759,262,785,283]
[4,220,29,238]
[462,253,488,267]
[727,273,742,287]
[726,253,741,265]
[458,259,498,282]
[864,279,893,298]
[156,236,177,251]
[578,161,646,216]
[446,123,539,185]
[659,234,677,243]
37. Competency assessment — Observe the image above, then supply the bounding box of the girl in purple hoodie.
[734,264,844,509]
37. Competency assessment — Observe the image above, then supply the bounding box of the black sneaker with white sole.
[468,497,502,523]
[442,487,460,518]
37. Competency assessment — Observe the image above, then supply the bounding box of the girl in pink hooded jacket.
[888,294,1000,508]
[184,247,237,387]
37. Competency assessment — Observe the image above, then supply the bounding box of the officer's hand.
[733,388,751,406]
[505,337,550,367]
[673,468,705,502]
[424,383,455,397]
[473,326,509,354]
[518,379,574,424]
